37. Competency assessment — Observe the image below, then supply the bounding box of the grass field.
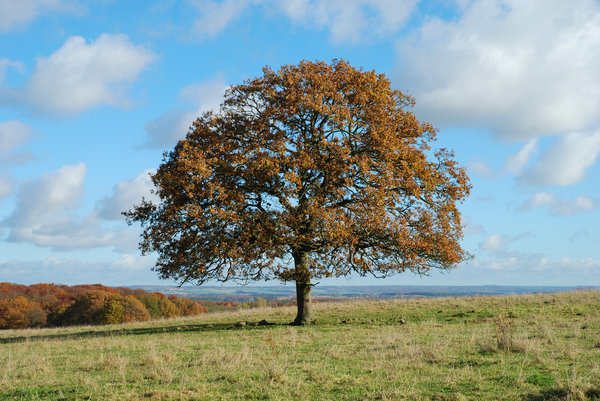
[1,290,599,400]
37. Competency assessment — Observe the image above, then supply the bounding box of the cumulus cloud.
[97,169,158,220]
[4,163,93,247]
[521,192,597,216]
[518,131,600,186]
[395,0,600,140]
[0,0,85,32]
[191,0,418,43]
[0,34,156,116]
[140,76,228,149]
[3,163,142,251]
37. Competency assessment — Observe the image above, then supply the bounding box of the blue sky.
[0,0,598,287]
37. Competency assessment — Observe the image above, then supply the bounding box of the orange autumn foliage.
[0,282,206,329]
[0,296,47,329]
[122,295,151,323]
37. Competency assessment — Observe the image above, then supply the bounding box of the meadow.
[1,290,599,400]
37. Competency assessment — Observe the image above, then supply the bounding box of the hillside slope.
[1,291,599,400]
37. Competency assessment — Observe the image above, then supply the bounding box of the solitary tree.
[125,60,471,325]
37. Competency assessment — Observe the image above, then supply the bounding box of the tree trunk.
[293,279,313,325]
[292,251,313,325]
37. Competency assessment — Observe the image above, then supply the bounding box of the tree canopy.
[126,59,471,324]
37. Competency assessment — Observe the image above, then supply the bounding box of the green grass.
[1,290,599,400]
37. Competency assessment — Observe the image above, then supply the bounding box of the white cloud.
[521,192,554,209]
[191,0,418,43]
[3,163,140,251]
[193,0,253,38]
[467,160,493,177]
[1,34,156,116]
[0,174,14,199]
[519,131,600,186]
[97,169,158,220]
[0,121,35,198]
[5,163,88,245]
[0,120,34,158]
[0,254,159,286]
[465,253,600,285]
[479,234,507,251]
[568,196,596,213]
[395,0,600,140]
[0,0,85,32]
[521,192,597,216]
[472,254,521,271]
[501,138,538,175]
[142,109,199,149]
[478,231,534,252]
[140,76,228,149]
[467,138,539,178]
[272,0,418,43]
[113,253,153,272]
[462,216,485,235]
[178,77,228,106]
[531,257,600,273]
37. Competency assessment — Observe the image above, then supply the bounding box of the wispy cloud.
[0,120,36,195]
[501,138,538,175]
[478,231,534,253]
[140,75,228,149]
[271,0,418,44]
[192,0,255,38]
[0,59,25,82]
[191,0,418,43]
[0,0,86,32]
[0,174,13,199]
[0,120,34,158]
[521,192,597,216]
[518,131,600,186]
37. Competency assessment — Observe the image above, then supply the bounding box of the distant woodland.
[0,283,214,330]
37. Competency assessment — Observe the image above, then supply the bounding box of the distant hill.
[128,284,595,302]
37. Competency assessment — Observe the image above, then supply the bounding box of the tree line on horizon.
[0,282,209,330]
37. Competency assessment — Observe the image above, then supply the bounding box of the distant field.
[1,290,599,400]
[129,284,592,302]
